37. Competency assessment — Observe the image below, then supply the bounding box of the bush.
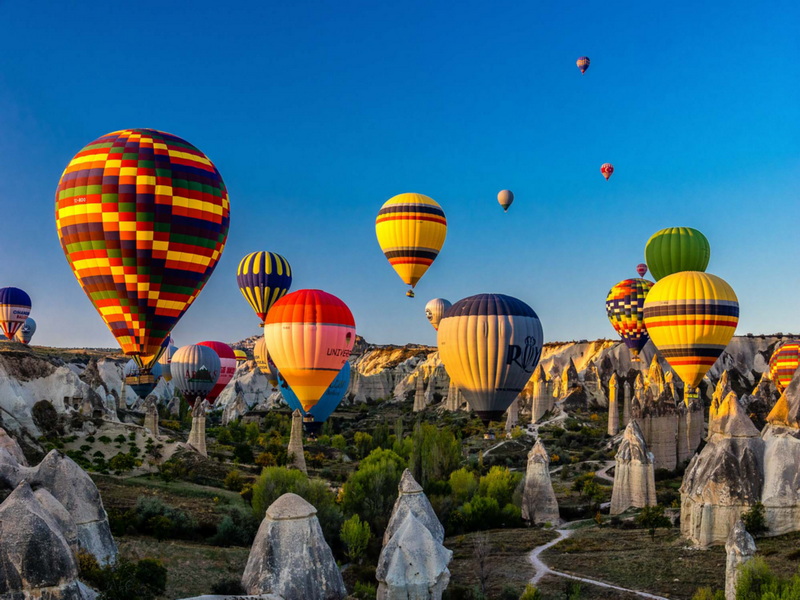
[331,434,347,451]
[340,514,371,563]
[408,423,461,488]
[78,552,167,600]
[449,468,478,504]
[691,588,724,600]
[478,466,521,508]
[354,431,374,458]
[741,502,768,537]
[211,578,245,595]
[109,452,137,473]
[32,400,60,436]
[133,497,197,540]
[636,505,672,541]
[224,469,245,492]
[520,584,543,600]
[341,449,406,534]
[351,581,377,599]
[208,505,259,547]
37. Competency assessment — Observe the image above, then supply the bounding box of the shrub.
[636,505,672,541]
[741,502,768,537]
[449,468,478,504]
[340,514,371,563]
[208,505,259,547]
[99,436,112,444]
[224,469,245,492]
[32,400,60,436]
[691,588,724,600]
[354,431,374,458]
[211,578,245,595]
[341,449,406,534]
[408,423,461,487]
[351,581,377,599]
[109,452,137,473]
[478,466,521,507]
[78,552,167,600]
[133,497,197,540]
[520,584,543,600]
[331,434,347,451]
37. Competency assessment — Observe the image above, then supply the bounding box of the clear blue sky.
[0,0,797,349]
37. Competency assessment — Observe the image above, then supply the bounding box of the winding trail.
[528,527,670,599]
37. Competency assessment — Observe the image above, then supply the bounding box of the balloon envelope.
[645,227,710,281]
[425,298,452,331]
[170,344,221,406]
[14,317,36,345]
[254,336,280,386]
[769,341,800,393]
[577,56,590,74]
[124,359,163,400]
[198,341,237,403]
[375,193,447,295]
[0,287,31,341]
[55,129,230,369]
[643,271,738,394]
[234,349,247,363]
[279,362,350,425]
[605,279,653,359]
[497,190,514,212]
[437,294,543,424]
[236,251,292,324]
[600,163,614,180]
[636,263,648,278]
[265,289,356,412]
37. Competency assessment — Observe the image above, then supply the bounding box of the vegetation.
[340,514,371,563]
[742,501,769,537]
[78,552,167,600]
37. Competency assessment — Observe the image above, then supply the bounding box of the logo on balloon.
[506,336,541,373]
[425,309,433,322]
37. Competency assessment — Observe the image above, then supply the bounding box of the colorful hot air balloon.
[55,129,230,370]
[644,227,710,281]
[0,287,31,341]
[254,336,280,387]
[636,263,648,278]
[234,349,247,363]
[14,318,36,345]
[425,298,452,331]
[170,344,220,407]
[236,252,292,325]
[124,360,163,400]
[437,294,543,425]
[600,163,614,180]
[769,341,800,392]
[279,362,351,434]
[264,289,356,412]
[375,193,447,298]
[158,340,178,382]
[605,278,654,360]
[497,190,514,212]
[577,56,590,74]
[643,271,738,399]
[198,341,237,404]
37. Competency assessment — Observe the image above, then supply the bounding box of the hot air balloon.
[14,318,36,345]
[600,163,614,180]
[254,336,280,388]
[279,362,351,434]
[636,263,648,278]
[605,278,654,361]
[236,252,292,325]
[158,339,178,382]
[234,349,247,363]
[437,294,543,425]
[497,190,514,212]
[264,289,356,412]
[769,341,800,392]
[170,344,220,407]
[198,341,237,404]
[424,298,452,331]
[375,193,447,298]
[577,56,590,74]
[124,360,163,400]
[643,271,738,400]
[55,129,230,371]
[644,227,710,281]
[0,287,31,341]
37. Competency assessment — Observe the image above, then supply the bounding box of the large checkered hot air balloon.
[643,271,739,400]
[605,278,654,361]
[769,341,800,393]
[0,287,31,341]
[55,129,230,372]
[375,193,447,298]
[264,289,356,412]
[236,251,292,325]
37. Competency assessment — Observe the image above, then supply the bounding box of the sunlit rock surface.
[521,439,559,524]
[610,420,657,515]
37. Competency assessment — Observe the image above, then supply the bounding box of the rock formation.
[530,365,554,423]
[242,493,346,599]
[646,355,665,399]
[143,397,159,438]
[610,420,657,515]
[443,382,463,412]
[505,397,520,433]
[725,519,756,600]
[521,439,559,524]
[608,373,620,436]
[710,371,734,439]
[582,360,607,407]
[413,375,426,412]
[287,409,307,474]
[623,379,632,425]
[0,427,27,465]
[632,385,680,471]
[384,470,445,544]
[560,358,579,398]
[681,391,764,547]
[188,401,207,457]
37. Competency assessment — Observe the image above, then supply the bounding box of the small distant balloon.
[170,344,221,407]
[577,56,590,74]
[14,318,36,345]
[233,349,247,363]
[601,163,614,180]
[636,263,648,278]
[425,298,451,331]
[497,190,514,212]
[197,341,237,404]
[0,287,31,341]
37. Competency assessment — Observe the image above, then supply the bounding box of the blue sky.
[0,0,797,349]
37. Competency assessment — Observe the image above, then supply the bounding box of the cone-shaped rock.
[709,371,733,439]
[0,427,27,466]
[531,365,554,423]
[521,439,559,524]
[34,488,79,555]
[610,420,657,515]
[505,397,520,433]
[188,401,207,456]
[608,373,620,436]
[725,519,756,600]
[242,493,346,599]
[384,469,444,545]
[288,409,307,474]
[646,355,665,399]
[413,375,426,412]
[376,512,452,600]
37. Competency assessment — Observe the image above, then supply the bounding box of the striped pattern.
[236,251,292,324]
[605,278,653,357]
[577,56,590,74]
[375,193,447,291]
[0,287,31,340]
[198,341,236,404]
[644,227,710,281]
[769,341,800,392]
[170,344,221,406]
[264,289,355,411]
[643,271,738,390]
[253,336,279,385]
[424,298,451,331]
[279,362,350,423]
[14,317,36,345]
[55,129,230,368]
[234,349,247,363]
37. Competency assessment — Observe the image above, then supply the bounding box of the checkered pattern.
[55,129,230,367]
[605,278,653,355]
[769,341,800,392]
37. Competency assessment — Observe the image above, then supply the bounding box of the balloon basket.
[406,290,415,298]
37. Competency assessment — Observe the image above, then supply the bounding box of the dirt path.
[595,460,615,483]
[529,527,669,600]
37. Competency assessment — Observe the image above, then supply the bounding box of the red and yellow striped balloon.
[264,289,356,411]
[769,341,800,392]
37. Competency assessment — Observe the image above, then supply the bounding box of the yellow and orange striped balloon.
[769,341,800,392]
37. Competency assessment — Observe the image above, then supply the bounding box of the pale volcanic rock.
[725,520,756,600]
[242,493,346,600]
[384,470,445,545]
[188,401,208,457]
[505,397,520,432]
[143,398,159,437]
[376,512,452,600]
[0,427,27,466]
[34,487,79,555]
[521,439,560,524]
[581,360,607,408]
[608,373,620,436]
[287,409,307,475]
[680,391,764,547]
[710,371,734,439]
[560,358,579,398]
[530,365,554,423]
[646,355,665,400]
[623,379,632,425]
[413,375,426,413]
[610,420,657,515]
[632,386,680,471]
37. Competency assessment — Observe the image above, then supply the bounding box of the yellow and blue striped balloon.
[236,252,292,324]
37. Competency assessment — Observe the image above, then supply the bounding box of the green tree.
[342,448,406,533]
[245,422,261,445]
[741,502,768,537]
[340,514,371,563]
[478,466,521,507]
[636,505,672,541]
[224,469,245,492]
[409,423,462,487]
[331,434,347,451]
[354,431,374,458]
[449,468,478,504]
[691,588,724,600]
[520,584,543,600]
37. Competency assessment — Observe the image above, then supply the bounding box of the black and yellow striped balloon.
[236,252,292,324]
